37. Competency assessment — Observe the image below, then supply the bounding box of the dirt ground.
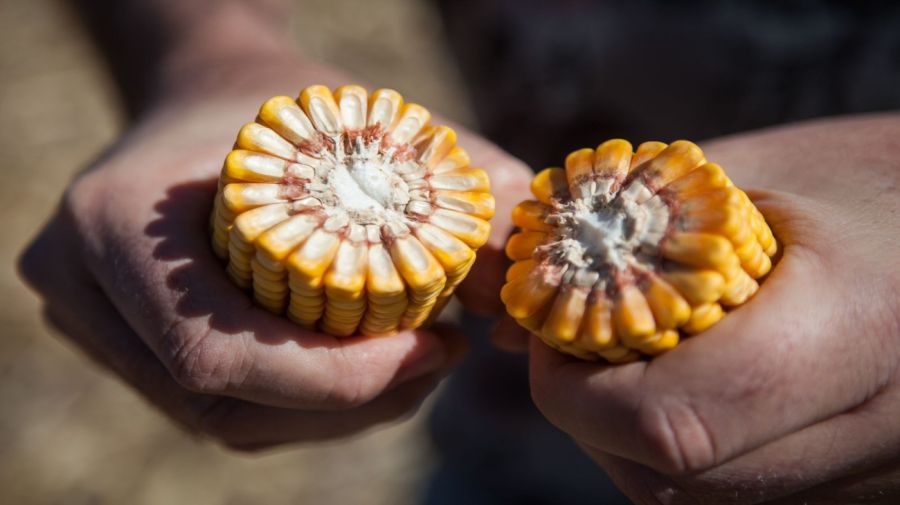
[0,0,474,503]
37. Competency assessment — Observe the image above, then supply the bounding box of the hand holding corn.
[17,39,532,451]
[212,85,512,336]
[503,139,776,362]
[528,115,900,504]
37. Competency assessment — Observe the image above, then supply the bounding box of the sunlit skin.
[19,0,900,502]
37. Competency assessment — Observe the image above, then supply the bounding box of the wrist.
[150,10,295,109]
[74,0,300,116]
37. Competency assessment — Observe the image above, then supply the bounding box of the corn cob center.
[540,181,669,277]
[295,127,413,226]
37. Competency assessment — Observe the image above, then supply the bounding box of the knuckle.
[167,327,232,394]
[636,398,718,475]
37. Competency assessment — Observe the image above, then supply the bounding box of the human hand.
[528,114,900,503]
[17,77,530,450]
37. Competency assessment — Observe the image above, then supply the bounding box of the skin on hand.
[17,90,531,450]
[17,2,533,450]
[525,113,900,503]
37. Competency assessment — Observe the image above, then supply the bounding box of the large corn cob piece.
[211,85,494,337]
[502,139,776,362]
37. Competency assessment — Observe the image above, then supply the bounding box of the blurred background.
[0,0,474,503]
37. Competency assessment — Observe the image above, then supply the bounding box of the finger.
[529,335,649,465]
[199,372,443,451]
[490,314,530,353]
[79,176,456,410]
[42,275,445,447]
[529,252,868,474]
[238,349,458,445]
[585,383,900,504]
[45,300,442,447]
[452,128,532,316]
[529,195,895,474]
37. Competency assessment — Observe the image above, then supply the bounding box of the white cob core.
[322,140,412,225]
[288,131,422,230]
[540,179,670,285]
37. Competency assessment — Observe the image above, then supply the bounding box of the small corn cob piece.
[211,85,494,337]
[502,139,777,362]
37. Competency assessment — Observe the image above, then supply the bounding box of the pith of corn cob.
[502,139,777,362]
[210,85,494,337]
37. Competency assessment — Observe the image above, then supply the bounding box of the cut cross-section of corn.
[211,85,494,337]
[502,139,777,362]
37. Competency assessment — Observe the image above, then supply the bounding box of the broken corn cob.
[211,84,494,337]
[502,139,776,362]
